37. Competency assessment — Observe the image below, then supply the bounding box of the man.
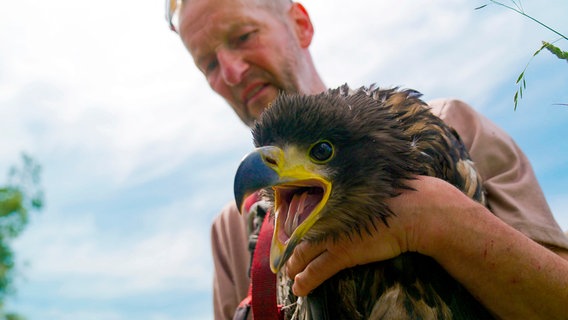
[170,0,568,318]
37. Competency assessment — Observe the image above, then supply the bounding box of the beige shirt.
[210,99,568,320]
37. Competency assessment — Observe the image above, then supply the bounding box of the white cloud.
[13,197,214,300]
[0,0,252,187]
[307,0,565,110]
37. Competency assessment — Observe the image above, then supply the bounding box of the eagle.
[233,84,494,319]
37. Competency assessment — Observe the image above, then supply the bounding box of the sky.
[0,0,567,319]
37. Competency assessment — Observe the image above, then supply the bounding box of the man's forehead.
[182,0,258,12]
[181,1,267,56]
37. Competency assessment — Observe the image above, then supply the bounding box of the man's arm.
[403,177,568,319]
[211,202,251,320]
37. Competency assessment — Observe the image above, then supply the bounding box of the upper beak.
[233,146,331,273]
[234,146,283,214]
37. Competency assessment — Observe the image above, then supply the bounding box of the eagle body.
[234,85,493,319]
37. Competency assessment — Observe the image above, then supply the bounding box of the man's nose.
[217,50,248,86]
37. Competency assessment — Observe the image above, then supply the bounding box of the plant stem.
[488,0,567,40]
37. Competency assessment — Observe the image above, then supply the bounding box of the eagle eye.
[309,141,334,163]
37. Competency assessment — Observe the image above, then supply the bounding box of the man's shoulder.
[426,98,477,120]
[213,201,246,229]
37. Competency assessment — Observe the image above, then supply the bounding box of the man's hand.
[285,215,407,296]
[285,175,452,296]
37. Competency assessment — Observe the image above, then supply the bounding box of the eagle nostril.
[264,156,277,166]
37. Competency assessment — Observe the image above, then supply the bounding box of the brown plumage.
[234,84,493,319]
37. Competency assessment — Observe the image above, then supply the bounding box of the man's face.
[179,0,303,126]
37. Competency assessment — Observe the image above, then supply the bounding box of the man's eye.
[233,30,257,46]
[205,59,218,73]
[237,32,251,43]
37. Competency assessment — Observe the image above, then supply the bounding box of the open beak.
[234,146,332,273]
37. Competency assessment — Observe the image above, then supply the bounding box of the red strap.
[243,193,260,214]
[251,212,281,320]
[234,193,283,320]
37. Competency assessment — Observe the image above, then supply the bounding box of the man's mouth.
[243,83,270,105]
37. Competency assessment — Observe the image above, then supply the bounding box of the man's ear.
[289,3,314,48]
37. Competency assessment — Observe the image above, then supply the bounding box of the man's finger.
[286,240,326,279]
[291,249,347,296]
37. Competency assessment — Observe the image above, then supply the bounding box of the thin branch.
[485,0,567,40]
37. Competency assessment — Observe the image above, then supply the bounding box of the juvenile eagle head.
[234,84,485,274]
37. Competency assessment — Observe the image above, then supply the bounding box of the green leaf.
[542,41,568,62]
[515,71,524,83]
[0,154,43,317]
[532,44,546,57]
[478,0,568,109]
[0,189,23,218]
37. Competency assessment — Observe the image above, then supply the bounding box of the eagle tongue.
[284,191,308,238]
